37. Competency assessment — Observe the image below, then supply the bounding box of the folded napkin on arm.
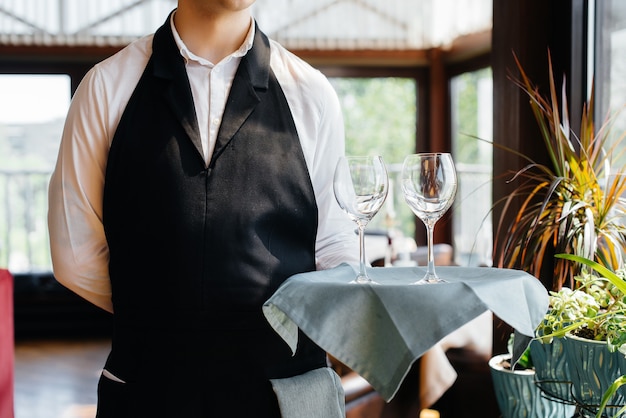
[270,367,345,418]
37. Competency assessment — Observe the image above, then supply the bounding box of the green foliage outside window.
[453,68,492,166]
[449,68,494,266]
[330,77,417,238]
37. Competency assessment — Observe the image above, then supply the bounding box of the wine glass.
[334,156,389,284]
[401,153,457,284]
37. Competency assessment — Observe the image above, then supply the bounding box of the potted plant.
[489,333,576,418]
[531,285,597,404]
[486,51,626,418]
[552,254,626,417]
[532,270,625,414]
[491,53,626,291]
[493,255,626,418]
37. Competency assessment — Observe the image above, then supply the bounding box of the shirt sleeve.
[48,67,114,313]
[308,75,360,271]
[269,43,360,271]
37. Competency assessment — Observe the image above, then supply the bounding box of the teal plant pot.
[489,353,576,418]
[562,334,626,417]
[530,338,574,404]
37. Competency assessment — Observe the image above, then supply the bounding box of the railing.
[0,168,52,273]
[454,162,493,266]
[0,163,494,273]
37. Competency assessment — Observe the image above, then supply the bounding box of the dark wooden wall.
[491,0,589,353]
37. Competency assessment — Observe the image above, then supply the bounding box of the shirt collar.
[170,12,255,67]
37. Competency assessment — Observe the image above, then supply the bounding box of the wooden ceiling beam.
[0,27,491,68]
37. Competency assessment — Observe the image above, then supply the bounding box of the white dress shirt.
[48,15,358,313]
[170,15,246,164]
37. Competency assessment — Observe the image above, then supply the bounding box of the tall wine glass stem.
[356,222,370,283]
[425,221,437,281]
[419,219,446,284]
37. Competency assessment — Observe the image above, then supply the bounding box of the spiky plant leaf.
[490,52,626,290]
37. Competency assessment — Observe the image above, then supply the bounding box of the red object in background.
[0,269,14,418]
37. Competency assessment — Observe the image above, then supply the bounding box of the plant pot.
[489,353,575,418]
[530,338,574,404]
[562,334,626,416]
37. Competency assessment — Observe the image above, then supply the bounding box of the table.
[262,264,549,402]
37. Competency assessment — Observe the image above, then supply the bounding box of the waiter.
[47,1,358,416]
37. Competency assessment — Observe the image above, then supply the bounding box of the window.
[595,0,626,168]
[450,67,493,266]
[330,77,418,243]
[0,74,70,272]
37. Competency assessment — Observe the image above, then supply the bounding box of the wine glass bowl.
[401,153,457,283]
[334,156,389,283]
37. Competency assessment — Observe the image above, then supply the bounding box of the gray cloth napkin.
[263,264,549,402]
[270,367,346,418]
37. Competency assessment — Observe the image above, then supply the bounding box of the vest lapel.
[151,17,205,164]
[210,24,271,165]
[163,73,203,161]
[149,17,273,167]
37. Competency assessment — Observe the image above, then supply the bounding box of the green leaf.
[595,374,626,418]
[556,254,626,295]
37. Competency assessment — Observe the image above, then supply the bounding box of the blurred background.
[1,1,626,417]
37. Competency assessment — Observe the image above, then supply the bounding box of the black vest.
[100,16,325,417]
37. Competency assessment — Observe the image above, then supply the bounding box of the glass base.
[412,272,447,285]
[350,274,379,285]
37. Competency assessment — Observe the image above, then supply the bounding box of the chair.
[0,269,14,418]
